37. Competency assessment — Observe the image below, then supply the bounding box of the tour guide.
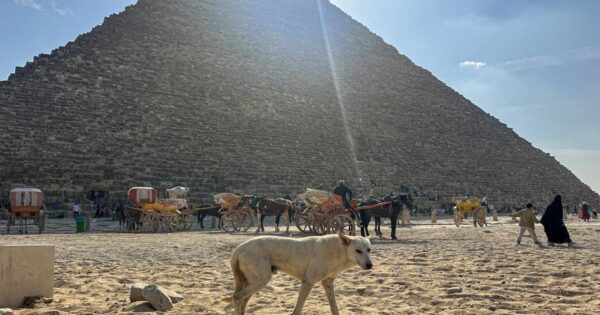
[333,180,353,210]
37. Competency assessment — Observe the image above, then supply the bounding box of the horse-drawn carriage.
[356,194,413,240]
[125,186,192,233]
[452,196,487,227]
[213,193,254,232]
[5,188,46,234]
[295,188,356,235]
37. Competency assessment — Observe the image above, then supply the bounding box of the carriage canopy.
[214,193,242,210]
[166,186,189,199]
[9,188,44,207]
[297,188,341,207]
[128,187,158,204]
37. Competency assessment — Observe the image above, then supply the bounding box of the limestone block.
[130,282,148,302]
[0,245,55,308]
[142,284,173,311]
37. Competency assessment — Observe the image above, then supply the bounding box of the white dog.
[228,233,373,315]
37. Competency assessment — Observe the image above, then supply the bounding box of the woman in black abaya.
[540,195,573,246]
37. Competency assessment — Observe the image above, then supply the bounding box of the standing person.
[116,203,125,228]
[581,202,590,222]
[540,195,573,247]
[333,180,353,210]
[511,203,542,246]
[72,203,81,219]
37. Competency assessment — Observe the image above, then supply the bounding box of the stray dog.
[227,233,373,315]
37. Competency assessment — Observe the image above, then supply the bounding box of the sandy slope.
[2,217,600,314]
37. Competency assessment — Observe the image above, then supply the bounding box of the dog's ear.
[338,232,351,247]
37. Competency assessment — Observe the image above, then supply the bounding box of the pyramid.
[1,0,598,206]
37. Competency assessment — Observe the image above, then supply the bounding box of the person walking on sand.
[512,203,542,247]
[540,195,574,247]
[581,202,591,222]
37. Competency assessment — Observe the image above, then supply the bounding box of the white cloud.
[14,0,74,16]
[459,60,487,69]
[499,46,600,71]
[51,1,73,16]
[14,0,43,11]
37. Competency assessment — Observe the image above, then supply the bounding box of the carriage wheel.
[329,214,355,235]
[310,215,327,235]
[220,211,237,233]
[237,212,253,232]
[295,211,311,233]
[177,213,193,231]
[454,209,463,227]
[141,212,159,233]
[161,215,178,233]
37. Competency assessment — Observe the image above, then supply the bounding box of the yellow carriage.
[452,196,487,227]
[125,186,191,233]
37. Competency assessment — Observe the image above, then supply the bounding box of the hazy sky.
[1,0,598,194]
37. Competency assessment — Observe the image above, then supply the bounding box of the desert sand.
[2,216,600,314]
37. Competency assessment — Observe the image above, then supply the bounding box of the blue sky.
[1,0,599,194]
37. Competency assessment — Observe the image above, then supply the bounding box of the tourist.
[581,202,590,222]
[333,180,353,210]
[540,195,573,247]
[511,203,542,247]
[72,202,81,218]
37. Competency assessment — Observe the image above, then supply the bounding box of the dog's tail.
[222,250,247,303]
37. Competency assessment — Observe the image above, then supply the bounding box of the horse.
[358,194,414,240]
[195,204,222,229]
[251,197,294,233]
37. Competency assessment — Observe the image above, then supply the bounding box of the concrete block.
[0,245,55,308]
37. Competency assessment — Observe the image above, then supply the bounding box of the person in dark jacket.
[540,195,573,246]
[333,180,353,210]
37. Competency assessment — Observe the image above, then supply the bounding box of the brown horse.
[251,197,294,233]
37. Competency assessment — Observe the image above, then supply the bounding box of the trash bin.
[75,216,86,233]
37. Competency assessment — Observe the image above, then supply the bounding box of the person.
[540,195,573,246]
[333,180,353,210]
[581,202,590,222]
[72,203,81,218]
[511,203,542,246]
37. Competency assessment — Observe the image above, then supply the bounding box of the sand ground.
[1,216,600,314]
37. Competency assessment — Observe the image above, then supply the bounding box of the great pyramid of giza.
[1,0,598,206]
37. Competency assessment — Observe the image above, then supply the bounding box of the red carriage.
[295,188,357,235]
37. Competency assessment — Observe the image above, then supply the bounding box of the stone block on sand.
[130,282,149,302]
[142,284,174,311]
[0,245,54,308]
